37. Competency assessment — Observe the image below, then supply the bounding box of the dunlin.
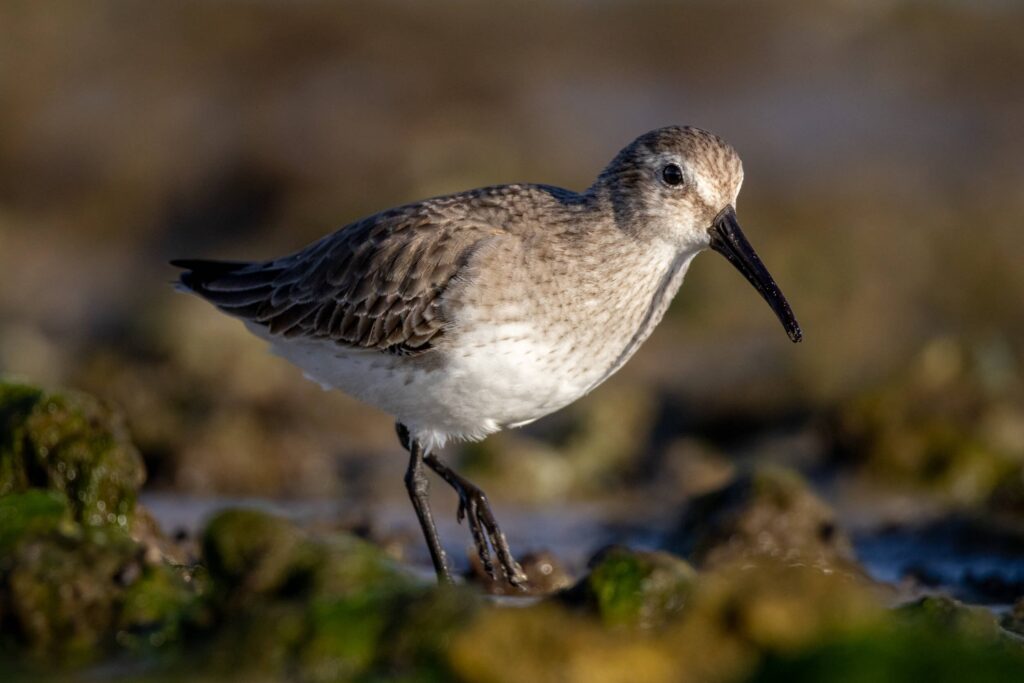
[173,126,801,587]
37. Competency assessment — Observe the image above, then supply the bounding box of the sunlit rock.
[0,382,144,529]
[667,466,863,575]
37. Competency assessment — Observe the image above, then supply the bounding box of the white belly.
[250,321,597,452]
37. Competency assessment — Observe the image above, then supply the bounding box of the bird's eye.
[661,163,684,187]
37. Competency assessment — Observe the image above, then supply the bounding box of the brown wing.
[174,205,495,355]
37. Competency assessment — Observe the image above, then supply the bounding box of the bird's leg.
[397,423,452,584]
[424,452,528,589]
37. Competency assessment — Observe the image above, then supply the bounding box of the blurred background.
[1,0,1022,600]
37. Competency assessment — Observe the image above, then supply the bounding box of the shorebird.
[173,125,801,588]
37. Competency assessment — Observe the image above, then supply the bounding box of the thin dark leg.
[397,423,451,584]
[424,452,527,588]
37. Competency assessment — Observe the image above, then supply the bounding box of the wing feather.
[175,203,498,355]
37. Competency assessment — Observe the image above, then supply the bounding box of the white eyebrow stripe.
[692,169,717,207]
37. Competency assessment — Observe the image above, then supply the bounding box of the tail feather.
[170,259,253,292]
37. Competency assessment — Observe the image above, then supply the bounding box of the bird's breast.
[442,244,696,426]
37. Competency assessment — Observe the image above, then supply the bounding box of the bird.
[172,125,802,588]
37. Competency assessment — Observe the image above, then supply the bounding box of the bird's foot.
[424,454,527,589]
[455,481,528,588]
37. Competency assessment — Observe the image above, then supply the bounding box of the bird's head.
[594,125,802,343]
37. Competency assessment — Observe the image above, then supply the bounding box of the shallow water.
[142,490,1024,610]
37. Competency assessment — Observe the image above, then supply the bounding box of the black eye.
[661,163,684,187]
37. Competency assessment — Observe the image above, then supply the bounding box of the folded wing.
[173,207,492,355]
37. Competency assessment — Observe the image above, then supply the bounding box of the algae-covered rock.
[0,494,194,665]
[450,560,887,683]
[115,560,203,652]
[0,490,73,555]
[748,623,1024,683]
[202,508,326,602]
[0,382,145,528]
[1003,598,1024,637]
[830,339,1024,505]
[195,508,471,682]
[896,595,1009,641]
[668,466,860,574]
[674,561,884,654]
[448,603,680,683]
[302,584,480,683]
[562,546,696,629]
[3,523,146,661]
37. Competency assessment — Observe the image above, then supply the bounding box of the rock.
[748,623,1024,683]
[201,508,326,602]
[3,522,143,661]
[451,560,885,683]
[0,382,145,529]
[896,595,1009,641]
[447,603,679,683]
[829,339,1023,505]
[1003,598,1024,637]
[115,560,202,652]
[0,490,72,555]
[0,492,195,664]
[302,584,480,683]
[562,546,696,629]
[673,560,884,654]
[193,508,473,682]
[667,466,861,574]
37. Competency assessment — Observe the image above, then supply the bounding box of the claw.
[463,496,497,580]
[423,453,528,590]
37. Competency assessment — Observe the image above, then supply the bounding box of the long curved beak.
[709,206,802,343]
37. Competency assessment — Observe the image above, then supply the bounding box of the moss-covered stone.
[201,508,326,602]
[563,546,696,629]
[0,493,194,666]
[748,623,1024,683]
[676,560,884,654]
[450,559,889,683]
[896,595,1009,641]
[668,466,861,574]
[0,382,145,529]
[2,524,142,662]
[1,517,196,662]
[830,340,1024,504]
[1003,598,1024,637]
[300,584,479,683]
[448,603,680,683]
[0,490,73,556]
[115,561,202,652]
[193,509,468,681]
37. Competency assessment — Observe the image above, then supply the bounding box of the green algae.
[3,523,146,662]
[896,595,1010,642]
[202,508,326,602]
[0,490,72,555]
[563,546,696,630]
[193,508,475,682]
[0,382,145,529]
[749,624,1024,683]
